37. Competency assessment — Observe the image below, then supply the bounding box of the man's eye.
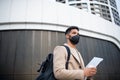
[72,32,77,34]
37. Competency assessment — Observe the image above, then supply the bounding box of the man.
[53,26,97,80]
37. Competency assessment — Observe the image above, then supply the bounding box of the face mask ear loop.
[78,34,80,36]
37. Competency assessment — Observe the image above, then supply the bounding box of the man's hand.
[84,67,97,77]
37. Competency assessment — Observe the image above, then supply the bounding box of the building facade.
[56,0,120,26]
[0,0,120,80]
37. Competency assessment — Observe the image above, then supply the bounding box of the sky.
[116,0,120,16]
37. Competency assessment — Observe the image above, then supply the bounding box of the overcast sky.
[116,0,120,16]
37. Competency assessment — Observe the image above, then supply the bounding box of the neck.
[67,41,76,48]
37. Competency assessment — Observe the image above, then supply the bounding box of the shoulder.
[54,46,66,52]
[53,45,68,56]
[53,46,68,60]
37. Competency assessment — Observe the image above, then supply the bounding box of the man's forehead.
[71,29,79,32]
[70,29,80,35]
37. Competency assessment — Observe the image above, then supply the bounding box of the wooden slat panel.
[0,30,120,80]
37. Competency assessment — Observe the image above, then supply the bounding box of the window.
[103,14,107,17]
[96,13,101,16]
[91,8,94,10]
[69,0,75,1]
[92,12,95,14]
[107,11,110,13]
[108,15,111,18]
[82,3,87,7]
[90,3,93,6]
[77,3,81,6]
[94,4,99,8]
[82,8,88,12]
[56,0,65,3]
[102,9,106,12]
[101,5,105,8]
[95,8,100,12]
[70,4,76,6]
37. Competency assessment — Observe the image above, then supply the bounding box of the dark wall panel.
[78,36,120,80]
[0,30,120,80]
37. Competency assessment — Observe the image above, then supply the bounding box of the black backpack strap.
[63,45,71,69]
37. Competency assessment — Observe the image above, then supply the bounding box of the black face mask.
[69,35,80,45]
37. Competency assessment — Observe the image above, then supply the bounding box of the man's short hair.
[65,26,79,35]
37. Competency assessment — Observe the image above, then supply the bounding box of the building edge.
[0,22,120,49]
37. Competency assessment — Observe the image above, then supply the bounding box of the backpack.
[36,45,71,80]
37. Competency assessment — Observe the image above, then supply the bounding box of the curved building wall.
[0,30,120,80]
[0,0,120,80]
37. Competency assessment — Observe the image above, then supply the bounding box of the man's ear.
[66,34,69,39]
